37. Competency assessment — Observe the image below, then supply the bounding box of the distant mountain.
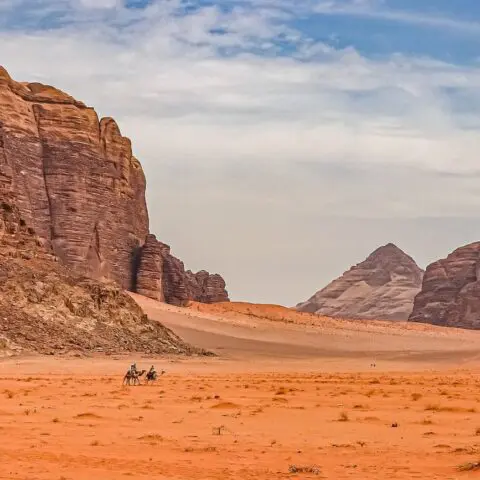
[296,243,424,321]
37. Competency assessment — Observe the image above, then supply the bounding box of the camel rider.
[130,363,138,375]
[148,365,156,377]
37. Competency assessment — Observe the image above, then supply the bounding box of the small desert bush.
[338,411,349,422]
[425,404,476,413]
[458,461,480,472]
[411,393,422,401]
[289,465,321,475]
[212,425,225,435]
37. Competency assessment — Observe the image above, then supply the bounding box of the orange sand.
[1,361,480,479]
[2,294,480,479]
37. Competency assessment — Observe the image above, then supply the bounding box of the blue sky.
[1,0,480,304]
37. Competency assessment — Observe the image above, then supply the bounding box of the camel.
[145,369,166,384]
[122,369,146,386]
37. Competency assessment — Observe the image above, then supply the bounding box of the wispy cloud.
[313,0,480,34]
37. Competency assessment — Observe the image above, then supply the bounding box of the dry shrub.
[458,462,480,472]
[425,404,476,413]
[75,413,102,419]
[338,411,349,422]
[138,434,163,442]
[289,465,321,475]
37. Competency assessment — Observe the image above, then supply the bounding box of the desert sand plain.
[1,295,480,479]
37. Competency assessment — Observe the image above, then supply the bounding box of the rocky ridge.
[409,242,480,330]
[297,243,424,321]
[0,66,228,305]
[0,196,206,356]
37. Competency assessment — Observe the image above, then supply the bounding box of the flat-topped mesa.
[0,66,229,305]
[296,243,424,321]
[409,242,480,330]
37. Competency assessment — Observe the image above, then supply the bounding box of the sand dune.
[130,294,480,369]
[2,294,480,479]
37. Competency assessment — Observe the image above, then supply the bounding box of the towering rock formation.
[0,195,203,355]
[135,234,229,306]
[0,66,228,305]
[409,242,480,330]
[296,243,424,320]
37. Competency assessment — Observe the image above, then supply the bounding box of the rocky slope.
[409,242,480,330]
[0,66,228,305]
[0,196,207,356]
[296,243,424,320]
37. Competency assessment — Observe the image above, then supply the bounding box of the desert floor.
[2,296,480,479]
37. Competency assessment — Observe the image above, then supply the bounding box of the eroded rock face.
[0,66,229,305]
[0,198,206,356]
[186,270,229,304]
[0,67,148,289]
[296,243,424,320]
[135,234,229,306]
[135,234,165,302]
[409,242,480,330]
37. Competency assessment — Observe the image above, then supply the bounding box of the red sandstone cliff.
[409,242,480,330]
[0,195,204,355]
[135,234,228,306]
[0,66,228,305]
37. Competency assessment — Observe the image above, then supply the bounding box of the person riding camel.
[147,365,156,379]
[130,363,138,376]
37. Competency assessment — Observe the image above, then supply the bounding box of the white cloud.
[1,0,480,303]
[77,0,121,8]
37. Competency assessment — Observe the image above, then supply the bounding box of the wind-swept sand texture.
[131,294,480,369]
[2,295,480,479]
[1,359,480,479]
